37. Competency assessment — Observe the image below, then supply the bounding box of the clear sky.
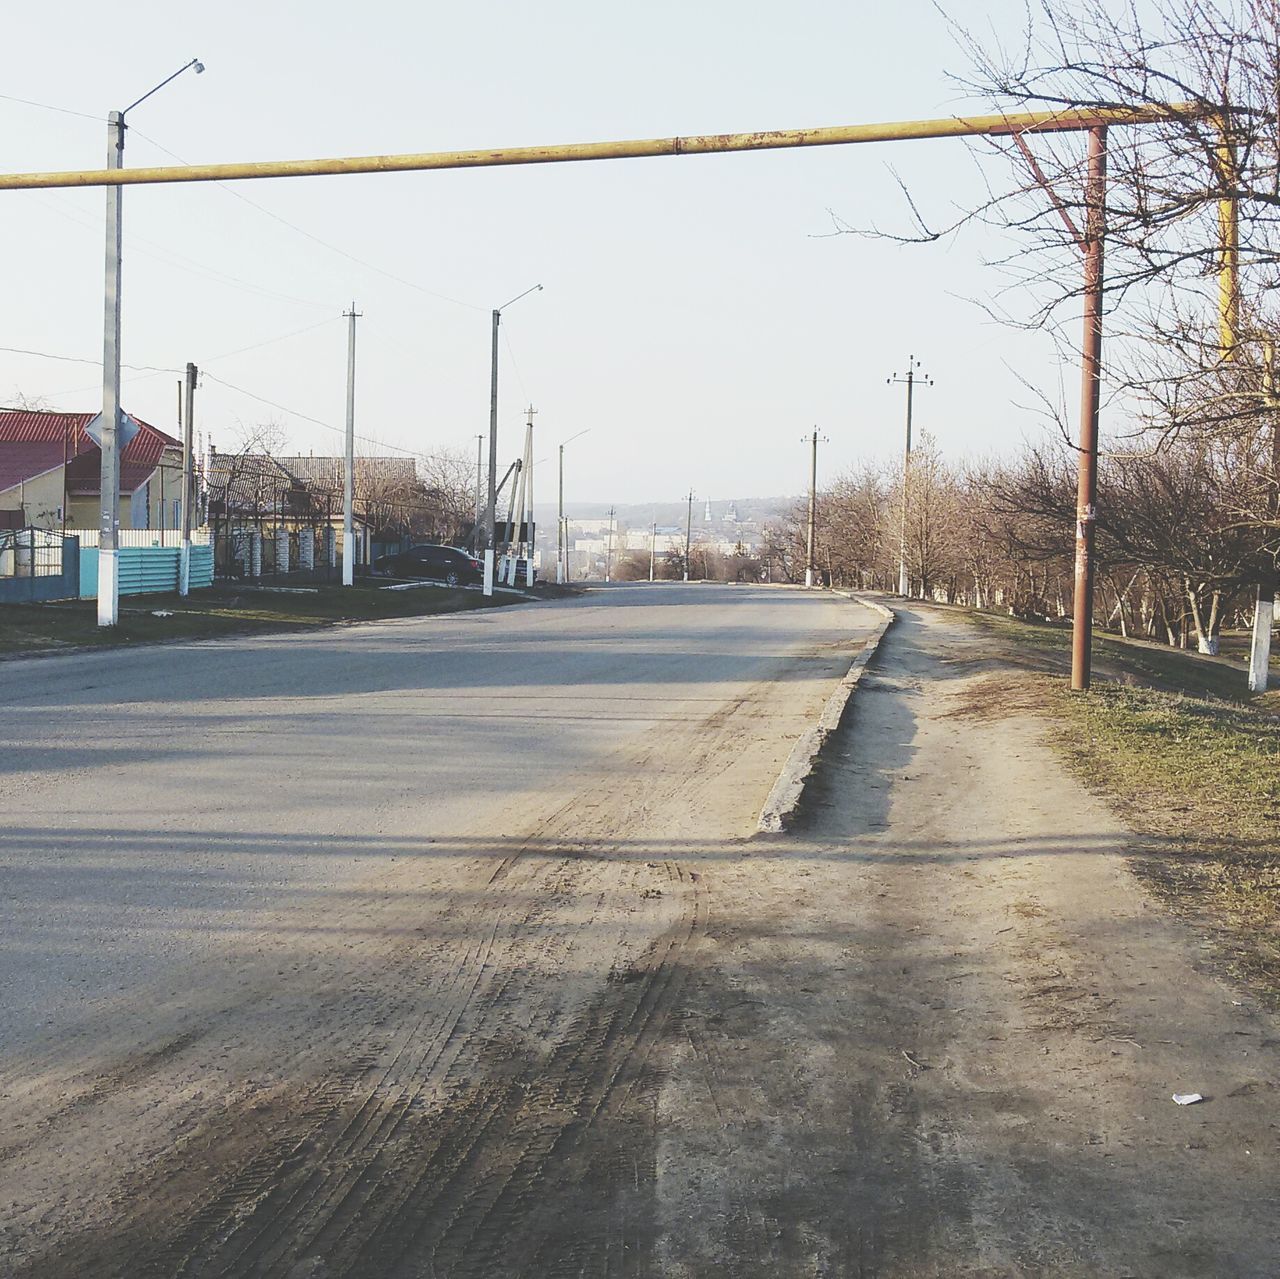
[1,0,1070,505]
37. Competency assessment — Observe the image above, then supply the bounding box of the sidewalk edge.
[756,594,895,834]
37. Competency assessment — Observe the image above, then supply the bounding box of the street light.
[557,427,591,583]
[97,58,205,627]
[483,283,542,595]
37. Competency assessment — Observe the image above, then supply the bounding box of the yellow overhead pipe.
[0,103,1193,191]
[1215,127,1241,357]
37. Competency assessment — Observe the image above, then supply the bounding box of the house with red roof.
[0,408,182,532]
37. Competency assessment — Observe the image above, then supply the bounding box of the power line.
[201,369,424,459]
[2,318,343,398]
[128,128,486,313]
[207,316,341,362]
[23,189,334,311]
[0,91,98,121]
[0,344,179,374]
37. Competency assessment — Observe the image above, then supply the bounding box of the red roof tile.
[0,440,65,493]
[0,408,178,495]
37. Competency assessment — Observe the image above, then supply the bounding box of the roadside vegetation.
[0,579,521,657]
[962,607,1280,997]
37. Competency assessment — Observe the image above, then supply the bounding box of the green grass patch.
[954,605,1280,995]
[1053,681,1280,991]
[0,579,520,657]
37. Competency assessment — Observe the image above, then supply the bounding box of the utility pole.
[557,442,566,584]
[803,426,827,589]
[95,58,204,627]
[524,405,536,587]
[342,303,361,587]
[1070,126,1107,691]
[1249,342,1279,692]
[554,427,590,585]
[649,521,656,582]
[473,433,483,554]
[888,355,933,598]
[684,489,695,582]
[605,505,615,582]
[97,109,124,626]
[486,306,499,592]
[179,362,196,595]
[484,284,542,596]
[505,411,534,586]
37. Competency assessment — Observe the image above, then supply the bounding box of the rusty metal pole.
[1070,125,1107,692]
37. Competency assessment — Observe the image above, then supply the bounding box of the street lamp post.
[97,58,204,627]
[484,284,542,596]
[605,506,615,582]
[556,427,591,584]
[684,489,695,582]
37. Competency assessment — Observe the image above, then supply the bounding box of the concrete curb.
[756,593,895,834]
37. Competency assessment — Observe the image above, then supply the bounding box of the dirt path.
[2,596,1275,1276]
[656,604,1279,1276]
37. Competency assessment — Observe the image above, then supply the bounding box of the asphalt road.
[0,582,875,1277]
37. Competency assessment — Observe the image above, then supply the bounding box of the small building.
[0,408,182,533]
[204,449,372,577]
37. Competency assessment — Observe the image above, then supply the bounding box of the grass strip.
[962,607,1280,997]
[0,579,523,657]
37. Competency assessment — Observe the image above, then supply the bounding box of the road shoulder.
[653,602,1279,1275]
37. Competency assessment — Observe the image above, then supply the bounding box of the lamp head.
[194,60,205,73]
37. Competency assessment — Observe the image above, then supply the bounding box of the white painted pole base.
[805,568,814,589]
[179,540,191,597]
[525,560,534,588]
[483,549,495,596]
[1248,588,1275,693]
[97,548,119,626]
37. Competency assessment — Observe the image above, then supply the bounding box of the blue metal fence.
[79,544,214,599]
[0,532,80,603]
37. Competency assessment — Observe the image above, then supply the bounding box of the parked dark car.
[373,544,484,586]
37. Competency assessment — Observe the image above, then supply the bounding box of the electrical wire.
[128,128,487,313]
[205,316,341,363]
[0,344,179,374]
[0,91,99,121]
[201,370,424,459]
[21,189,335,311]
[502,328,531,403]
[3,318,343,399]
